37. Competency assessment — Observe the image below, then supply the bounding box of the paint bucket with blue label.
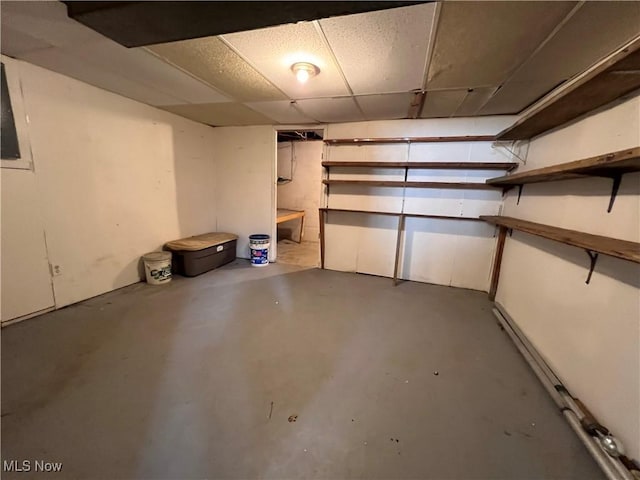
[249,234,270,267]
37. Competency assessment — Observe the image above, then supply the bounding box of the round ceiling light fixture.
[291,62,320,84]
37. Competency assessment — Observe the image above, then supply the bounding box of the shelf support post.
[517,184,524,205]
[491,140,528,163]
[489,226,508,301]
[607,174,622,213]
[297,213,305,244]
[393,214,406,286]
[584,250,599,284]
[319,209,326,269]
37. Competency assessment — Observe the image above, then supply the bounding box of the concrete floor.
[2,261,603,479]
[276,239,320,267]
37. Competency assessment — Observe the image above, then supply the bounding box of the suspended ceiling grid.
[2,1,639,127]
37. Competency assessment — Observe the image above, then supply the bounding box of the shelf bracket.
[491,140,528,164]
[516,184,524,205]
[584,250,599,284]
[606,174,622,213]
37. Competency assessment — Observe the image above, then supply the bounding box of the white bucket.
[142,251,172,285]
[249,234,270,267]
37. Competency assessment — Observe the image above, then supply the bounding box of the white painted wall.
[496,94,640,459]
[277,140,323,241]
[1,168,55,321]
[324,117,517,291]
[213,126,276,260]
[1,56,55,322]
[1,56,218,320]
[4,53,636,464]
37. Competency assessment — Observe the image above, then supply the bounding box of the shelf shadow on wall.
[323,212,399,276]
[400,218,495,284]
[503,172,640,205]
[326,185,405,223]
[509,231,640,289]
[403,187,500,200]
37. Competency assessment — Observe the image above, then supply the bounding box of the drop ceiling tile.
[1,1,99,50]
[421,90,467,118]
[453,87,499,117]
[64,40,230,105]
[1,26,52,57]
[28,37,230,105]
[21,39,228,106]
[518,2,640,86]
[427,1,577,90]
[356,93,413,120]
[477,81,558,116]
[129,48,230,105]
[21,47,184,107]
[319,4,436,95]
[245,100,316,124]
[295,97,364,123]
[2,0,228,107]
[148,37,287,102]
[161,103,274,126]
[479,1,640,115]
[221,22,349,99]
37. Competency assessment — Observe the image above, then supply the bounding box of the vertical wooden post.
[319,209,326,269]
[489,226,507,301]
[393,214,406,286]
[298,214,305,243]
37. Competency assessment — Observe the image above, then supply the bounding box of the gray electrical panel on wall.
[277,142,293,181]
[1,62,21,160]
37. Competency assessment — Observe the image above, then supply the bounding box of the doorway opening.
[275,129,324,267]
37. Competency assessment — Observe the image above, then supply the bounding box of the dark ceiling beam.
[63,1,431,48]
[407,91,426,119]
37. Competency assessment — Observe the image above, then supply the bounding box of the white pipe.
[491,307,564,408]
[563,409,626,480]
[494,304,635,479]
[492,307,632,480]
[495,303,561,384]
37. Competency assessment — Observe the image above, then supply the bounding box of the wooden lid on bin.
[165,232,238,251]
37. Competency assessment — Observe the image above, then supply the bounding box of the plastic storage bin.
[165,232,237,277]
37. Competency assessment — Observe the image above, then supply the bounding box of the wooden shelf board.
[323,179,497,189]
[486,147,640,186]
[322,161,518,170]
[320,207,398,217]
[497,44,640,140]
[324,135,495,145]
[319,208,482,221]
[276,209,304,224]
[480,216,640,264]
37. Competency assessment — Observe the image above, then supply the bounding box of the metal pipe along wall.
[491,306,633,480]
